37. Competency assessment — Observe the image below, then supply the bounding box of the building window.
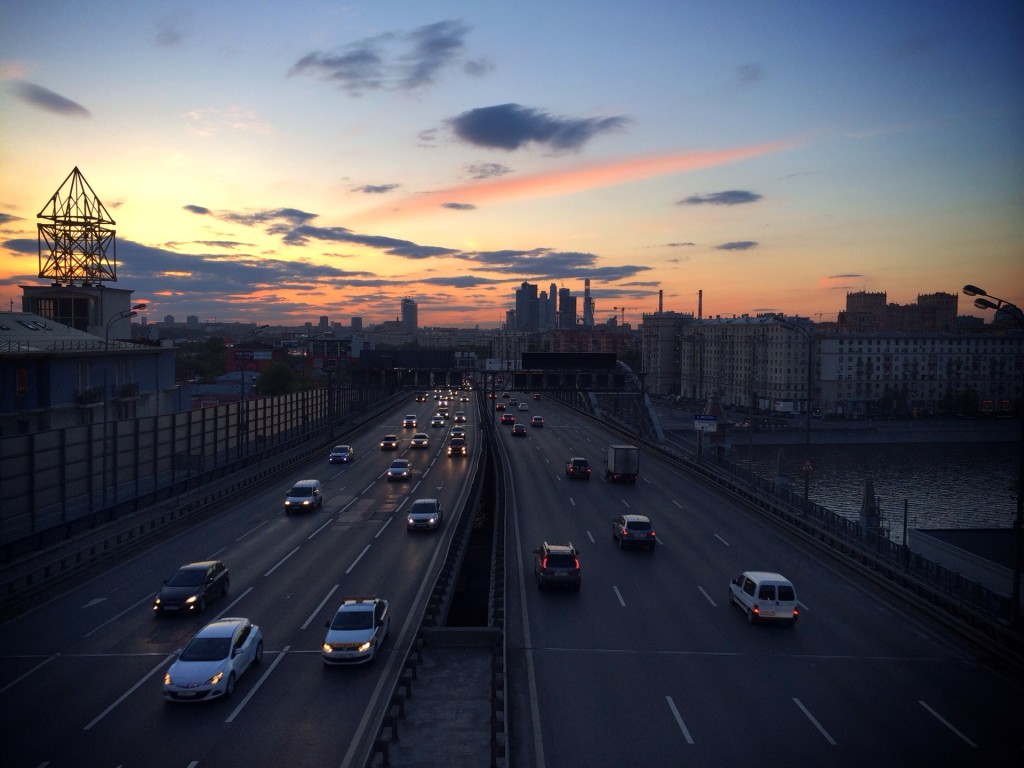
[16,366,29,396]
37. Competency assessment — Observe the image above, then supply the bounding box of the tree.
[256,361,298,396]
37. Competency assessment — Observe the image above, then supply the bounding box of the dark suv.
[153,560,229,615]
[534,542,581,591]
[565,457,591,480]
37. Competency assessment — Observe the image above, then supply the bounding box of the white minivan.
[729,571,799,625]
[284,479,323,513]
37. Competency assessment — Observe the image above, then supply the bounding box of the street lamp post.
[963,284,1024,626]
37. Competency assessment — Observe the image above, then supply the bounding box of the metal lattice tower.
[37,166,117,285]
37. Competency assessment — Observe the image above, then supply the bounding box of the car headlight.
[207,671,224,686]
[185,595,198,604]
[322,643,333,653]
[357,641,372,652]
[164,672,172,685]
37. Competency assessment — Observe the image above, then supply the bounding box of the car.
[500,413,515,425]
[501,392,510,399]
[430,415,445,428]
[729,571,799,626]
[509,398,519,407]
[449,425,466,439]
[495,402,506,411]
[164,617,263,701]
[437,407,450,419]
[460,394,469,402]
[565,457,591,480]
[154,560,230,615]
[284,479,323,512]
[454,411,467,423]
[402,414,417,429]
[511,423,528,436]
[447,437,467,456]
[517,402,529,411]
[533,542,581,591]
[414,392,427,402]
[328,445,354,464]
[612,514,657,550]
[530,415,544,428]
[407,497,444,531]
[410,432,430,448]
[386,459,411,481]
[380,434,400,450]
[533,393,541,400]
[322,596,390,665]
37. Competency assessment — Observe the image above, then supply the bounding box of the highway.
[1,389,1022,768]
[498,395,1024,767]
[0,394,479,768]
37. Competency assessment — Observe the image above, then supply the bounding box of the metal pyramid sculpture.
[37,166,117,285]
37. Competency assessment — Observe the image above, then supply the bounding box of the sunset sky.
[1,1,1021,329]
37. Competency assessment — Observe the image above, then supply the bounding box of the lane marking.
[263,547,301,577]
[308,515,337,540]
[585,530,595,543]
[84,653,175,730]
[672,500,683,509]
[346,544,371,574]
[713,533,730,547]
[793,697,836,745]
[213,586,254,621]
[613,586,625,607]
[235,520,267,541]
[84,592,159,638]
[0,654,58,694]
[225,645,290,724]
[375,517,393,537]
[919,700,977,747]
[697,586,717,607]
[665,696,694,744]
[621,499,630,508]
[303,585,340,630]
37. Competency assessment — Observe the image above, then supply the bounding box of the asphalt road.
[497,397,1024,767]
[0,397,479,768]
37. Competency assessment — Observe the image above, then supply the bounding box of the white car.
[322,596,390,665]
[729,571,799,625]
[410,432,430,448]
[163,617,263,702]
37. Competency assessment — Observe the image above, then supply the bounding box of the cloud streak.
[9,81,90,117]
[358,138,797,221]
[448,103,629,150]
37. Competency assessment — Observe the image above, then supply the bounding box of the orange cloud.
[357,138,799,221]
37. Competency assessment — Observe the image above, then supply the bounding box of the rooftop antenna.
[37,167,117,286]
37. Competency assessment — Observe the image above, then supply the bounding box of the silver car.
[410,432,430,448]
[407,498,444,531]
[163,617,263,702]
[386,459,411,481]
[612,514,657,551]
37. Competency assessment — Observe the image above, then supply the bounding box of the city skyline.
[1,2,1021,328]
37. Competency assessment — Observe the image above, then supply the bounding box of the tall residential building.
[640,311,697,395]
[351,316,363,332]
[319,316,329,333]
[582,279,594,327]
[401,297,418,334]
[548,283,558,328]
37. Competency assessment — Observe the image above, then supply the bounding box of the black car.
[565,457,591,480]
[534,542,581,591]
[153,560,230,615]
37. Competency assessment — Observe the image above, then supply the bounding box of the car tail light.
[573,556,580,569]
[752,604,760,617]
[650,530,656,537]
[541,556,548,569]
[792,607,799,618]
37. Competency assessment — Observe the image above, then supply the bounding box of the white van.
[729,571,799,625]
[284,479,323,513]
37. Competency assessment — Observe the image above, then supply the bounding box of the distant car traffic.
[410,432,430,448]
[153,560,230,615]
[448,437,467,456]
[454,411,467,423]
[530,415,544,427]
[500,413,515,425]
[495,402,506,411]
[450,425,466,439]
[328,445,354,464]
[430,415,445,428]
[386,459,411,481]
[322,596,390,665]
[284,479,323,512]
[164,617,262,701]
[612,514,657,550]
[402,414,417,428]
[379,434,400,450]
[511,423,528,436]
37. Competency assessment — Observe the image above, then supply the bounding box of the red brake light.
[541,556,548,569]
[650,530,656,537]
[752,604,760,616]
[573,556,580,569]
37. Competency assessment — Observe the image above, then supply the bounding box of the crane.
[611,306,637,325]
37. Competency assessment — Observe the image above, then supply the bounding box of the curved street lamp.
[963,284,1024,626]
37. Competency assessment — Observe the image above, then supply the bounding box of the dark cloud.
[465,162,511,180]
[678,190,762,206]
[442,202,476,211]
[155,16,183,47]
[0,213,23,226]
[288,19,476,95]
[448,103,629,151]
[463,58,493,77]
[281,225,458,259]
[354,184,399,194]
[221,207,318,230]
[666,242,695,247]
[736,63,764,85]
[420,275,501,288]
[10,81,90,117]
[184,204,211,215]
[714,241,759,251]
[828,273,865,279]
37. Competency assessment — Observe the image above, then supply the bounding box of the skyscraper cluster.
[510,280,595,331]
